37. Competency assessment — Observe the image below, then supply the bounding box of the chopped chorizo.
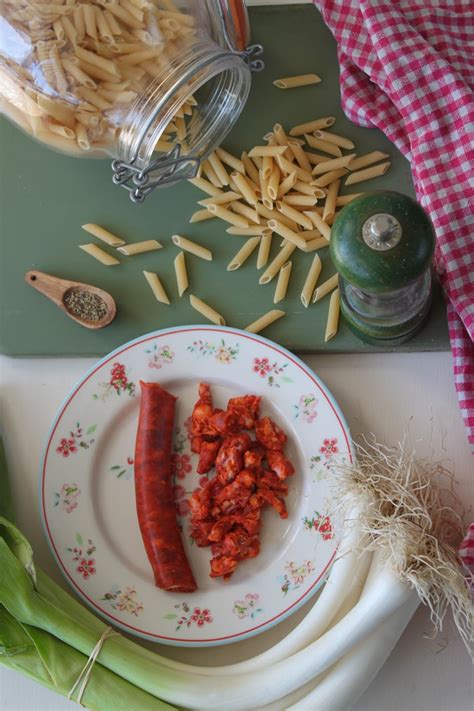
[227,395,261,429]
[266,450,295,479]
[255,417,287,451]
[215,433,252,485]
[197,439,222,474]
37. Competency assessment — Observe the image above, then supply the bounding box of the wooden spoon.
[25,270,116,329]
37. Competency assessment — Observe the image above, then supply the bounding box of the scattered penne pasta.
[304,134,342,157]
[216,147,245,175]
[259,243,297,284]
[301,255,322,307]
[257,231,273,269]
[206,204,249,229]
[325,288,340,342]
[311,168,348,188]
[274,261,292,304]
[245,309,286,333]
[190,294,225,326]
[226,226,268,236]
[304,210,332,241]
[174,251,189,297]
[346,152,389,172]
[313,273,339,303]
[143,271,170,305]
[227,237,261,271]
[345,162,391,186]
[81,223,126,247]
[267,219,307,251]
[336,193,363,206]
[323,179,341,222]
[248,145,288,158]
[312,154,356,176]
[198,192,241,207]
[171,235,212,261]
[189,208,216,223]
[273,74,321,89]
[231,172,260,206]
[189,177,222,197]
[289,117,336,136]
[313,130,355,150]
[117,240,162,256]
[79,243,120,266]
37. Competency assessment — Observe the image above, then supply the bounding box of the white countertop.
[1,351,472,711]
[1,2,472,709]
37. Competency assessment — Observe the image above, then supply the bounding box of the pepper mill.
[330,191,435,346]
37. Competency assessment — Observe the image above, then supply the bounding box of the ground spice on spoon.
[64,289,108,322]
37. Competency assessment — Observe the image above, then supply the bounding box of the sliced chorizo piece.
[255,416,287,451]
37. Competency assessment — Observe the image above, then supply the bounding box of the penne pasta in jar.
[0,1,253,200]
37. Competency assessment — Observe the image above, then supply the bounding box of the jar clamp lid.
[112,1,263,203]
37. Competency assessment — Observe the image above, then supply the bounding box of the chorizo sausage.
[134,382,197,592]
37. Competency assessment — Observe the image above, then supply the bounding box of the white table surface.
[1,2,473,710]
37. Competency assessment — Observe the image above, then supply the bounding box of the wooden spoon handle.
[24,270,71,309]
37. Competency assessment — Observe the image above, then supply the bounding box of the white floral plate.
[40,326,352,647]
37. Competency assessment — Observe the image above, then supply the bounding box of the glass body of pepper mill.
[330,191,436,346]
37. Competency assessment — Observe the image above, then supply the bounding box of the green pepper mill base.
[340,291,433,347]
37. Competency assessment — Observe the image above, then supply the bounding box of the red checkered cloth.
[313,0,474,448]
[459,523,474,595]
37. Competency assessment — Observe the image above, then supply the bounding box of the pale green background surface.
[0,4,449,356]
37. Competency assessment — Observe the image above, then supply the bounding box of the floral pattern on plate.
[93,362,135,401]
[279,560,315,596]
[302,512,334,541]
[233,594,263,620]
[67,533,96,580]
[252,356,293,387]
[164,602,213,632]
[101,585,144,617]
[54,483,81,512]
[187,339,240,364]
[294,394,318,423]
[56,423,96,457]
[109,457,134,480]
[146,344,174,370]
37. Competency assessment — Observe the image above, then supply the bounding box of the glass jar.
[0,1,260,200]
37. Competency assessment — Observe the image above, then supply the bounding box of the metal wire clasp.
[111,145,200,204]
[239,43,264,72]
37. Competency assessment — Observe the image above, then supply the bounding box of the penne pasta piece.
[345,162,391,185]
[189,208,216,223]
[304,210,332,240]
[245,310,285,334]
[231,201,260,225]
[313,130,355,150]
[304,151,332,166]
[174,251,189,297]
[311,168,348,188]
[304,134,342,157]
[312,154,356,175]
[289,117,336,136]
[283,194,318,207]
[73,6,86,40]
[188,176,222,197]
[323,179,341,222]
[277,171,297,199]
[347,152,389,172]
[267,163,281,201]
[208,151,230,186]
[226,226,268,236]
[241,152,261,185]
[201,159,223,188]
[83,5,98,40]
[96,9,114,44]
[336,193,363,206]
[117,240,162,256]
[81,223,126,246]
[259,243,296,284]
[313,273,339,303]
[216,147,245,175]
[75,123,90,150]
[325,288,340,342]
[75,46,120,77]
[266,219,307,251]
[231,171,259,206]
[61,16,78,45]
[48,124,75,139]
[293,179,321,197]
[79,243,120,265]
[171,234,212,261]
[276,155,313,183]
[198,191,240,207]
[255,203,299,231]
[143,270,170,305]
[273,74,321,89]
[288,141,312,173]
[272,123,292,159]
[62,59,96,88]
[207,204,249,228]
[262,155,273,181]
[303,237,330,252]
[248,145,288,158]
[104,9,122,35]
[227,236,261,271]
[106,3,144,29]
[301,255,322,307]
[259,170,272,210]
[273,260,292,304]
[257,230,273,269]
[277,201,313,230]
[76,86,111,111]
[189,295,225,326]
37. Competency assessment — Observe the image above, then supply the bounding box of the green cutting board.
[0,4,449,357]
